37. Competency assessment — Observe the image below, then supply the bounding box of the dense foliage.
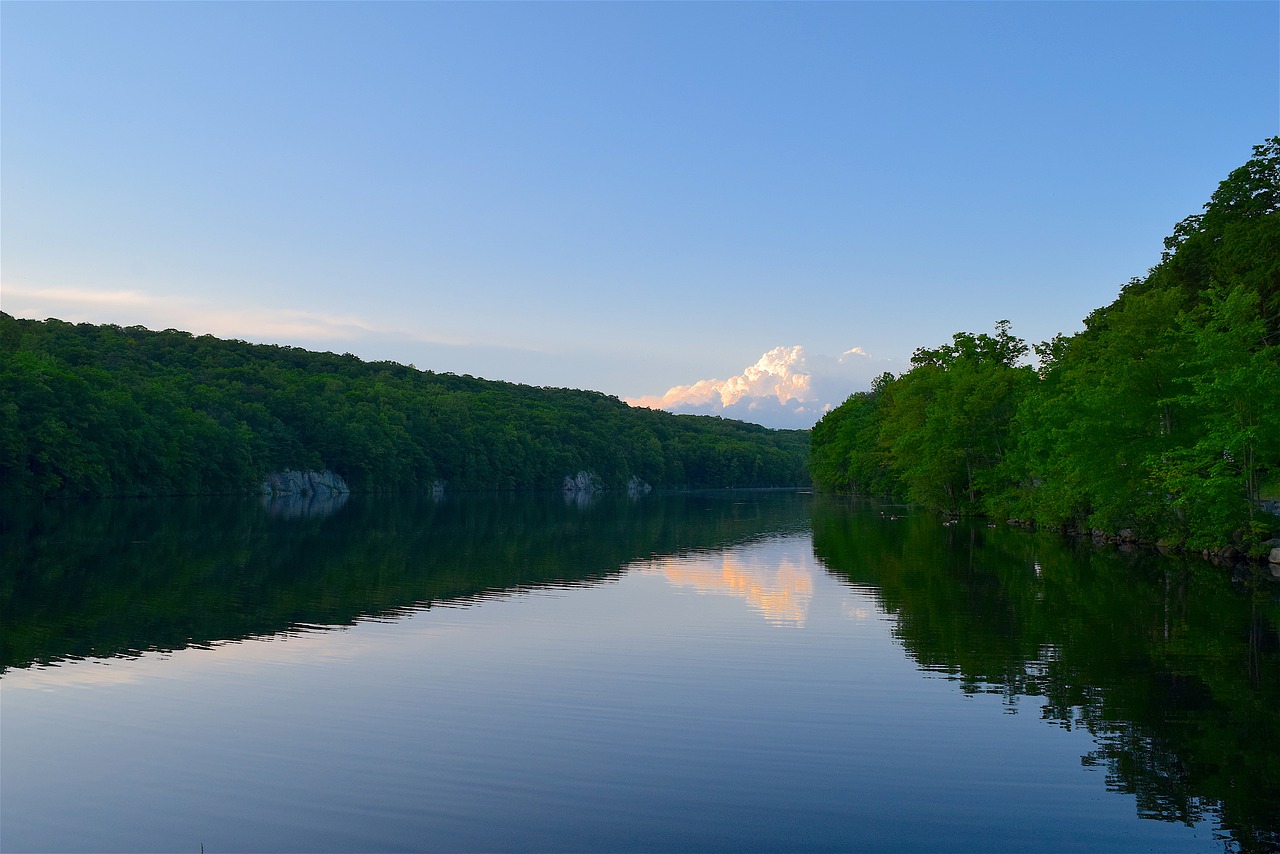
[811,138,1280,554]
[0,318,809,497]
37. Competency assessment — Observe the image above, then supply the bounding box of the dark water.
[2,491,1277,852]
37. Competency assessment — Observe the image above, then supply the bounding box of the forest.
[810,137,1280,556]
[0,316,810,497]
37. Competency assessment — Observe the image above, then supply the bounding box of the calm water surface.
[2,491,1277,852]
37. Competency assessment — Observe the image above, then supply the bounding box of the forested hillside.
[0,318,810,497]
[811,137,1280,555]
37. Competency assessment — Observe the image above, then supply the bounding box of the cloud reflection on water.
[641,544,814,627]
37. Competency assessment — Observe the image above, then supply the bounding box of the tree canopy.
[810,137,1280,554]
[0,317,810,498]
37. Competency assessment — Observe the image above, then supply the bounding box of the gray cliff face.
[563,471,603,496]
[561,471,652,497]
[561,471,651,505]
[563,471,602,507]
[261,470,351,497]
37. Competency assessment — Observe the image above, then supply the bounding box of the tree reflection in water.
[810,496,1280,853]
[3,491,1276,851]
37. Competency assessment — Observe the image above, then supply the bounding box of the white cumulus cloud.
[627,345,895,430]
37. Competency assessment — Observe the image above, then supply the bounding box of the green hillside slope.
[0,316,809,497]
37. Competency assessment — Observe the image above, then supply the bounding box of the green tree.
[1149,285,1280,551]
[877,322,1032,513]
[808,373,897,496]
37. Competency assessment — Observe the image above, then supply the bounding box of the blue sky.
[3,2,1276,428]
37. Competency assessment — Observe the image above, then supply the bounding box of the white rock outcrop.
[563,471,602,495]
[261,470,350,496]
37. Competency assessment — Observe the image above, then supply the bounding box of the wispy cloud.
[2,285,155,309]
[627,345,894,429]
[0,282,475,349]
[0,281,665,391]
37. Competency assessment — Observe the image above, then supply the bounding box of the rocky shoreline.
[1003,516,1280,573]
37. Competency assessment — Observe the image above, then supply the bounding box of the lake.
[2,490,1277,852]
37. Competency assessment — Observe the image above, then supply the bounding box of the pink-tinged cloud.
[0,282,479,348]
[627,345,893,430]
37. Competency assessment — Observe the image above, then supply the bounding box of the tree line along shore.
[810,138,1280,559]
[0,318,810,499]
[3,139,1276,562]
